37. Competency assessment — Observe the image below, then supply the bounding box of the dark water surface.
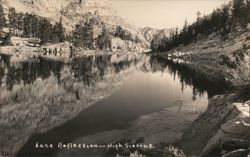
[0,54,229,157]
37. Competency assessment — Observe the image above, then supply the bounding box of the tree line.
[0,6,65,45]
[70,19,138,50]
[0,0,5,31]
[0,0,7,44]
[0,2,141,51]
[151,0,250,52]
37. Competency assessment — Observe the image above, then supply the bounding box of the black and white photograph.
[0,0,250,156]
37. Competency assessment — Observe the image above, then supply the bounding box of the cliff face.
[140,27,172,43]
[2,0,117,31]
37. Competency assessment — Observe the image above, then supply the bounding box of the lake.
[0,53,229,157]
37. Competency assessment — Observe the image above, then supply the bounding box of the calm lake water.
[0,53,229,157]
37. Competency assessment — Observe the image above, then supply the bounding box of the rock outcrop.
[140,27,172,43]
[181,94,250,157]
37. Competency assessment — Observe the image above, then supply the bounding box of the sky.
[111,0,230,29]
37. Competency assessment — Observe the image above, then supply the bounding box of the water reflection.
[148,56,231,98]
[0,54,229,157]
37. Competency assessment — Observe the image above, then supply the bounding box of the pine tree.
[15,13,24,36]
[8,8,24,36]
[152,1,247,52]
[72,24,83,47]
[23,13,33,37]
[40,19,52,44]
[0,1,6,31]
[23,14,39,37]
[174,27,179,38]
[8,8,18,33]
[82,20,94,49]
[183,19,188,33]
[196,11,202,23]
[2,32,11,45]
[232,0,247,27]
[115,26,124,38]
[31,15,39,37]
[220,6,230,36]
[232,0,245,18]
[150,38,157,52]
[51,17,65,43]
[97,26,112,50]
[247,0,250,23]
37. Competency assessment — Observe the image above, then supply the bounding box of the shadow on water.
[0,53,231,157]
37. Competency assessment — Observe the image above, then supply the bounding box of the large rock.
[181,94,250,156]
[247,23,250,31]
[200,102,250,156]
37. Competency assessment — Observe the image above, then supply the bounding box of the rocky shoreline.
[181,93,250,157]
[153,24,250,157]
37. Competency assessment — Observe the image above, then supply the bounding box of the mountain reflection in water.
[0,54,228,157]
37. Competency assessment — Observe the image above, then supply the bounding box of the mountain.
[140,26,172,43]
[2,0,126,32]
[1,0,149,52]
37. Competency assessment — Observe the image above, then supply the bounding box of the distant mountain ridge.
[140,26,172,42]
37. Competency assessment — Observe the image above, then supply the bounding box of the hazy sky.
[111,0,229,29]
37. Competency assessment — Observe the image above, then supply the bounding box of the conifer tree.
[40,18,53,44]
[23,13,32,37]
[183,19,188,33]
[150,38,157,52]
[247,0,250,23]
[232,0,245,18]
[52,17,65,43]
[196,11,202,23]
[82,20,94,49]
[8,8,18,33]
[232,0,247,27]
[97,26,111,50]
[72,24,83,47]
[220,6,230,36]
[0,1,6,31]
